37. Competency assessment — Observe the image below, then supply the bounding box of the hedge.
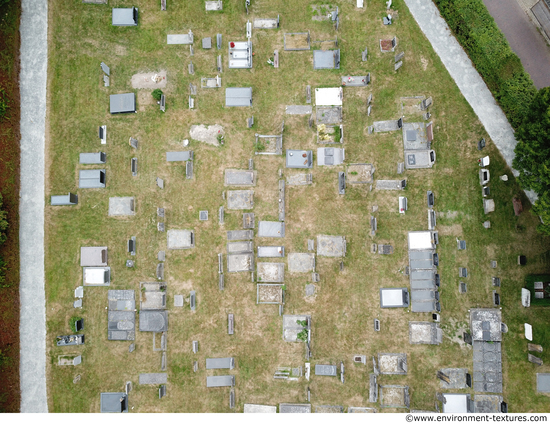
[434,0,538,129]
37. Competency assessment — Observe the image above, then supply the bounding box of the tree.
[513,87,550,234]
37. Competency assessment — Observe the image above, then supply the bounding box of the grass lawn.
[45,0,550,412]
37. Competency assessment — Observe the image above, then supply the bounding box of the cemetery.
[43,0,550,414]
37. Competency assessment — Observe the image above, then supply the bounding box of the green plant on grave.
[281,284,286,291]
[296,329,308,342]
[151,89,163,101]
[333,127,341,143]
[256,140,266,151]
[296,319,308,327]
[69,316,83,332]
[350,171,358,175]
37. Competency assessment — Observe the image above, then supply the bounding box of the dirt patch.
[114,44,127,56]
[420,56,428,71]
[189,124,224,146]
[131,71,167,89]
[347,163,374,184]
[258,285,283,303]
[137,90,155,112]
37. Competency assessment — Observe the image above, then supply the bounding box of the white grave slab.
[525,323,533,341]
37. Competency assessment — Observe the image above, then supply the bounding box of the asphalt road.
[483,0,550,89]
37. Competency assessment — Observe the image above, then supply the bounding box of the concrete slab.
[288,253,315,272]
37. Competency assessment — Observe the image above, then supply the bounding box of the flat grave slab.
[472,340,503,393]
[373,120,400,132]
[257,246,284,257]
[257,262,284,282]
[167,229,195,249]
[190,124,224,146]
[227,230,254,240]
[378,353,407,374]
[139,310,168,332]
[316,106,342,124]
[227,253,254,272]
[282,314,310,342]
[258,221,285,238]
[402,122,429,150]
[100,393,128,413]
[317,147,344,166]
[167,32,194,45]
[257,284,284,304]
[474,395,502,413]
[254,18,279,29]
[80,246,108,267]
[139,373,167,385]
[287,173,312,185]
[313,49,340,69]
[227,241,253,254]
[471,308,502,342]
[286,105,313,115]
[379,385,409,408]
[206,375,235,387]
[205,0,222,10]
[174,295,184,307]
[348,407,376,413]
[227,190,254,209]
[244,404,277,413]
[140,282,167,310]
[225,169,256,186]
[83,267,110,286]
[288,253,315,272]
[315,405,343,413]
[131,71,167,89]
[315,364,337,376]
[108,197,135,216]
[166,151,193,161]
[346,164,374,184]
[206,357,235,369]
[439,368,469,389]
[409,322,442,345]
[317,235,346,257]
[376,179,405,190]
[279,403,311,413]
[537,373,550,392]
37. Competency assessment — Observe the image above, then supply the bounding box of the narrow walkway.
[19,0,48,413]
[403,0,537,204]
[483,0,550,89]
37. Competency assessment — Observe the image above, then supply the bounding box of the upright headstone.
[129,137,138,149]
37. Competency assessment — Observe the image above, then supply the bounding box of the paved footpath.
[19,0,48,413]
[404,0,537,203]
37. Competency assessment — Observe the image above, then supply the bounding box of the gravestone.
[483,221,491,229]
[306,85,311,103]
[459,267,467,278]
[193,340,198,353]
[125,260,134,268]
[190,290,196,311]
[174,295,183,307]
[397,162,404,174]
[161,0,166,10]
[188,62,194,75]
[160,95,165,112]
[247,116,254,128]
[529,354,543,366]
[492,277,500,287]
[199,211,208,221]
[368,126,373,134]
[230,388,235,409]
[367,105,372,116]
[217,34,222,49]
[157,208,165,218]
[362,47,368,61]
[493,291,500,306]
[128,237,136,255]
[228,313,234,334]
[395,51,404,62]
[457,240,466,250]
[423,112,431,120]
[156,178,164,189]
[193,361,198,372]
[218,253,223,273]
[463,332,472,345]
[420,97,432,110]
[308,239,314,251]
[459,282,467,293]
[190,45,194,56]
[249,159,254,170]
[189,83,197,95]
[219,206,224,224]
[311,273,320,283]
[219,274,224,291]
[156,263,164,280]
[129,137,138,149]
[217,55,222,72]
[103,75,110,87]
[186,161,193,179]
[478,138,486,150]
[529,343,543,353]
[374,319,380,331]
[129,344,135,353]
[394,61,403,71]
[159,385,166,399]
[131,158,137,176]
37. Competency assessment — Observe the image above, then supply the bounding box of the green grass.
[45,0,550,413]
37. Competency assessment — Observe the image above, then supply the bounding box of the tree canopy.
[513,87,550,234]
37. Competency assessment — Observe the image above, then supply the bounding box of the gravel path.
[404,0,537,204]
[19,0,48,413]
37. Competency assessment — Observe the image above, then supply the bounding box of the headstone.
[395,51,404,62]
[188,62,194,75]
[129,344,135,353]
[190,290,196,311]
[126,260,134,268]
[73,299,82,308]
[218,253,223,273]
[397,118,403,128]
[229,388,235,409]
[374,319,380,331]
[518,255,527,265]
[228,313,234,335]
[368,126,373,134]
[199,211,208,221]
[159,384,166,399]
[528,343,543,353]
[367,105,372,116]
[423,112,431,120]
[362,48,368,62]
[483,221,491,229]
[217,34,222,50]
[459,267,467,278]
[248,159,254,170]
[161,352,166,371]
[190,45,194,56]
[274,50,279,68]
[100,62,110,75]
[129,137,138,149]
[128,237,136,255]
[459,282,467,293]
[103,75,110,87]
[157,208,165,218]
[247,116,254,128]
[186,161,193,179]
[397,162,404,174]
[492,277,501,287]
[526,323,533,340]
[193,340,198,353]
[219,273,224,291]
[394,60,403,71]
[189,83,197,95]
[463,332,472,345]
[193,361,198,372]
[156,178,164,189]
[493,291,500,306]
[308,239,314,251]
[131,158,137,176]
[306,85,311,103]
[311,273,320,283]
[437,371,451,384]
[457,240,466,250]
[174,295,184,307]
[125,381,132,394]
[219,206,224,224]
[478,138,486,150]
[529,354,543,366]
[156,263,164,280]
[161,0,166,11]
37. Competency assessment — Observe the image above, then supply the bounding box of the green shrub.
[0,88,8,121]
[151,89,163,101]
[434,0,537,129]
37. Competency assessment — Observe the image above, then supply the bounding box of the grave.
[228,313,234,334]
[226,87,253,107]
[57,355,82,366]
[317,147,345,166]
[348,407,376,413]
[140,282,166,310]
[439,368,470,389]
[131,158,137,176]
[286,150,313,168]
[315,364,337,376]
[279,403,311,413]
[128,237,136,256]
[288,253,315,272]
[479,168,490,185]
[377,353,407,374]
[100,393,128,413]
[79,169,106,189]
[528,354,543,365]
[190,291,196,311]
[279,180,285,221]
[83,267,111,286]
[379,385,410,408]
[285,105,313,115]
[316,108,342,125]
[227,253,254,272]
[313,50,340,69]
[536,374,550,392]
[257,246,284,258]
[202,37,212,49]
[474,395,503,413]
[174,295,184,307]
[341,75,369,86]
[112,7,138,26]
[441,394,472,413]
[201,75,221,88]
[107,197,135,217]
[227,241,253,254]
[257,263,284,282]
[258,221,285,238]
[167,30,194,45]
[109,93,136,114]
[199,211,208,221]
[459,267,468,278]
[166,151,193,161]
[346,163,375,184]
[483,199,495,214]
[379,36,397,52]
[373,119,400,132]
[100,62,110,75]
[167,229,195,249]
[80,152,106,164]
[287,174,313,185]
[457,240,466,250]
[227,190,254,210]
[99,126,107,144]
[257,284,284,304]
[157,223,165,232]
[80,247,108,267]
[282,314,311,342]
[244,404,277,413]
[128,136,137,149]
[317,235,346,257]
[51,192,78,206]
[227,230,254,240]
[228,40,253,69]
[139,373,167,385]
[107,290,135,341]
[217,34,222,49]
[57,335,84,346]
[225,169,256,186]
[139,311,168,332]
[284,32,310,50]
[380,288,409,308]
[409,322,442,344]
[315,405,343,413]
[339,172,345,194]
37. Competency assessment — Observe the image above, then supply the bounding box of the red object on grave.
[230,42,235,48]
